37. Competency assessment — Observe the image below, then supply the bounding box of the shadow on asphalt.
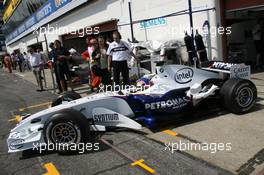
[149,97,264,133]
[18,95,264,159]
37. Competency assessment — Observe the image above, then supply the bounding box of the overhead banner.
[6,0,73,43]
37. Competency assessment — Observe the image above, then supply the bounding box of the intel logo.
[175,68,194,84]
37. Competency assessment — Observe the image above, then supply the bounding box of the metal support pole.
[44,34,56,91]
[128,1,135,42]
[36,35,47,88]
[188,0,197,67]
[188,0,194,40]
[128,1,141,78]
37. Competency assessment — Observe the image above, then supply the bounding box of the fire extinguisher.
[184,31,197,66]
[195,30,208,62]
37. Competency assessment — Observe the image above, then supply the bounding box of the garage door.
[226,0,264,11]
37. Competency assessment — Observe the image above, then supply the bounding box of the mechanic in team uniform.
[107,31,138,86]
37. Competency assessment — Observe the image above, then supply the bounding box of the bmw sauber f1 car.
[7,61,257,153]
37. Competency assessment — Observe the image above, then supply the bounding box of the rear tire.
[220,79,257,114]
[51,91,81,107]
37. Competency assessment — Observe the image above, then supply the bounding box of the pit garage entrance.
[224,0,264,70]
[61,20,118,54]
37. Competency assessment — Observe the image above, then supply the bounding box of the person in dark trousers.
[53,40,72,92]
[107,31,138,87]
[23,52,31,71]
[89,38,103,92]
[49,43,62,93]
[11,53,16,70]
[98,36,111,86]
[17,51,24,72]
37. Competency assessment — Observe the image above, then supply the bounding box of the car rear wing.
[201,61,251,79]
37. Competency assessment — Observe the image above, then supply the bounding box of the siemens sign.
[6,0,73,43]
[140,17,167,29]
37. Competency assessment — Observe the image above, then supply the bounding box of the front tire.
[43,109,90,153]
[220,79,257,114]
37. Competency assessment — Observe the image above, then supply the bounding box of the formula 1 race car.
[7,62,257,153]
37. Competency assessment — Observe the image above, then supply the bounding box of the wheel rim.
[236,87,254,108]
[51,122,78,143]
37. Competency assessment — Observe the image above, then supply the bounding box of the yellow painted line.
[43,162,60,175]
[19,102,51,112]
[8,115,21,123]
[131,159,155,174]
[163,130,178,136]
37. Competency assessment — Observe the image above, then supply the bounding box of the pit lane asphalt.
[0,70,232,175]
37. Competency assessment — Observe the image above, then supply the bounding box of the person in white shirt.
[23,52,31,71]
[107,31,138,86]
[28,48,44,91]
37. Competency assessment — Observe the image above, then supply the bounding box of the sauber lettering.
[93,113,119,122]
[145,97,189,110]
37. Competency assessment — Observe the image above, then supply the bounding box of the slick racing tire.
[43,109,90,153]
[51,91,81,107]
[220,79,257,114]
